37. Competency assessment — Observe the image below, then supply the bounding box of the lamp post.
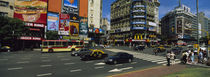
[196,0,199,46]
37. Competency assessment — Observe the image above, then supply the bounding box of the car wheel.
[113,60,117,64]
[128,59,132,63]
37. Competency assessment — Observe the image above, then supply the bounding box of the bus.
[41,40,84,52]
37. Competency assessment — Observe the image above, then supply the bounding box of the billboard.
[47,12,59,31]
[69,13,80,22]
[59,14,70,35]
[64,0,78,8]
[70,22,79,36]
[14,0,47,24]
[177,19,182,34]
[79,0,88,17]
[79,17,88,35]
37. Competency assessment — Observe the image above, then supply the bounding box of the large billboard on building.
[58,14,70,35]
[48,0,62,13]
[14,0,47,24]
[47,12,59,31]
[70,22,79,36]
[79,17,88,35]
[64,0,78,8]
[69,13,80,22]
[176,19,182,34]
[79,0,88,17]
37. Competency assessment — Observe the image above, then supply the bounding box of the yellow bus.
[41,40,84,52]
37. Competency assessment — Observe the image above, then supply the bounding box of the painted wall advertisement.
[79,17,88,35]
[47,12,59,31]
[70,22,79,36]
[14,0,48,24]
[59,14,70,35]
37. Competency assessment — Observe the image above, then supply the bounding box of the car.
[164,45,171,48]
[156,45,166,52]
[0,46,11,52]
[105,52,133,64]
[80,49,108,61]
[134,45,145,51]
[71,48,90,56]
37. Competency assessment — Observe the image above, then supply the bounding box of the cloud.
[159,5,177,19]
[200,9,210,18]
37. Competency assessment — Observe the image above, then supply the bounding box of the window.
[0,1,9,7]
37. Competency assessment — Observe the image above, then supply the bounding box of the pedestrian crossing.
[105,49,181,66]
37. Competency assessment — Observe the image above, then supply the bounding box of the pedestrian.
[181,51,187,64]
[198,51,203,63]
[153,49,157,55]
[170,52,176,65]
[190,51,195,64]
[166,51,171,66]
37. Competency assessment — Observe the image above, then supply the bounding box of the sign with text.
[47,12,59,31]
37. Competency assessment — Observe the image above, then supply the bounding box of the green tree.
[0,16,29,48]
[46,31,59,40]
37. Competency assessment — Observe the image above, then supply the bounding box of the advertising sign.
[64,0,78,8]
[177,19,182,33]
[132,27,147,30]
[69,13,79,22]
[149,27,156,31]
[47,12,59,31]
[70,22,79,36]
[79,17,88,35]
[59,14,70,35]
[14,0,48,24]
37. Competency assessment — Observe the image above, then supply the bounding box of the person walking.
[166,51,171,66]
[198,51,203,63]
[170,52,176,65]
[190,51,195,64]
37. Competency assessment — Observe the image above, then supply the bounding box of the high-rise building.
[198,12,210,38]
[160,1,197,44]
[0,0,14,18]
[110,0,160,46]
[88,0,102,28]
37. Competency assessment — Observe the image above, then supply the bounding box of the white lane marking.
[42,60,51,62]
[64,63,75,65]
[16,61,29,64]
[0,59,8,61]
[21,58,31,60]
[131,62,137,64]
[8,67,23,70]
[94,62,105,65]
[40,57,48,59]
[94,66,104,69]
[36,73,52,77]
[86,61,94,63]
[157,61,167,64]
[61,59,70,61]
[115,64,123,66]
[108,67,133,72]
[40,65,52,67]
[70,69,82,72]
[57,56,65,58]
[151,59,166,62]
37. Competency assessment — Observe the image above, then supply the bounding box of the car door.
[119,53,127,63]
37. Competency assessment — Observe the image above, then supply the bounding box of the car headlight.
[109,59,113,62]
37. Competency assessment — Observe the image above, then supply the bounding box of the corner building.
[110,0,160,46]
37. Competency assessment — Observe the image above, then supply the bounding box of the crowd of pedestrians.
[181,49,208,64]
[166,51,176,66]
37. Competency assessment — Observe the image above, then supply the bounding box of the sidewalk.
[108,64,187,77]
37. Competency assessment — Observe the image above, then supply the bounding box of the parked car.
[0,46,11,52]
[71,48,90,56]
[80,49,108,61]
[105,52,133,64]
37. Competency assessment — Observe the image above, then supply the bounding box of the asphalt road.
[0,48,158,77]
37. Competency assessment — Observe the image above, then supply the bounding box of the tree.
[0,16,29,48]
[46,31,59,40]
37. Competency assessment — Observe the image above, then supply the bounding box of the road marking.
[157,61,167,64]
[21,58,31,60]
[115,64,123,66]
[151,59,166,62]
[40,65,52,67]
[42,60,51,62]
[8,67,23,70]
[16,61,29,64]
[40,57,48,59]
[0,59,8,61]
[61,59,70,61]
[36,73,52,77]
[94,62,105,65]
[57,56,65,58]
[64,63,75,65]
[94,66,104,69]
[108,67,133,72]
[86,61,93,63]
[70,69,82,72]
[131,62,137,64]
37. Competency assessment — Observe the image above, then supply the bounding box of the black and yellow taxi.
[156,45,166,52]
[80,49,108,61]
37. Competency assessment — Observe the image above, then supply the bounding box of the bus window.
[56,42,61,45]
[43,42,48,46]
[49,42,54,45]
[80,42,83,45]
[63,42,67,46]
[68,42,73,46]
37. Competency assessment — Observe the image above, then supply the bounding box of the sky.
[102,0,210,21]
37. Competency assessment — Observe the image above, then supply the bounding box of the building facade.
[0,0,14,18]
[198,12,210,38]
[110,0,160,46]
[161,3,197,44]
[88,0,102,28]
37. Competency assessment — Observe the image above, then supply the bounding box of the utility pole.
[197,0,200,45]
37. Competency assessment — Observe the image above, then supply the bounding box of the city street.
[0,48,161,77]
